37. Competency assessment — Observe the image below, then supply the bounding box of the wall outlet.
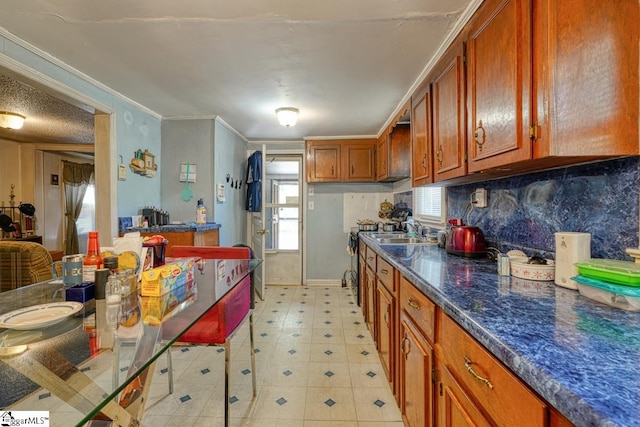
[473,188,488,208]
[308,201,315,210]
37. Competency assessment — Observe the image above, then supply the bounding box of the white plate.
[0,302,83,330]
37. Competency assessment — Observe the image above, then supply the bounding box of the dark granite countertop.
[360,233,640,427]
[125,222,221,233]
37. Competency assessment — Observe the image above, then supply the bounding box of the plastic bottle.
[196,198,207,225]
[83,231,103,283]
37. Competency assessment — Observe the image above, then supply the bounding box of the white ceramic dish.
[0,302,83,330]
[510,256,555,281]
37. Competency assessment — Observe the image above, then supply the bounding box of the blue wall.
[213,122,248,246]
[0,33,163,225]
[447,157,640,260]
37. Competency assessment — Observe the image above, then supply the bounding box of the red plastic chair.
[164,245,256,427]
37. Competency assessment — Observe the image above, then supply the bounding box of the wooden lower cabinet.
[438,363,492,427]
[437,311,547,427]
[364,266,376,339]
[376,281,394,382]
[137,228,219,254]
[400,311,434,427]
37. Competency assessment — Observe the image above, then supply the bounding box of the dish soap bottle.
[196,198,207,225]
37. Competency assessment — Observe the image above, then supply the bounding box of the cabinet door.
[377,282,394,383]
[306,142,340,182]
[533,0,639,158]
[376,132,389,180]
[432,38,467,181]
[411,86,433,186]
[437,364,492,427]
[466,0,532,173]
[400,312,434,427]
[364,266,377,338]
[343,141,376,182]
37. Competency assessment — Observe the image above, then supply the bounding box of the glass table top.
[0,257,258,426]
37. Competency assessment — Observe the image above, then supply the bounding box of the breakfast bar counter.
[360,233,640,427]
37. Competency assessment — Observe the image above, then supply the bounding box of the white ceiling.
[0,0,474,142]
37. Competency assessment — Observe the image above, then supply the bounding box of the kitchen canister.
[555,232,591,289]
[62,254,84,286]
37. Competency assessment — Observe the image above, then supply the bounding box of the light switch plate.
[118,164,127,181]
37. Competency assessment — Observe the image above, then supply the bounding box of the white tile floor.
[140,285,403,426]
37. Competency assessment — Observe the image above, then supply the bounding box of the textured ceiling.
[0,71,95,145]
[0,0,473,141]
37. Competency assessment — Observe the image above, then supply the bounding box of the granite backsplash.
[446,157,639,259]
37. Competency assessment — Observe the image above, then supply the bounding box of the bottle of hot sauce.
[83,231,103,283]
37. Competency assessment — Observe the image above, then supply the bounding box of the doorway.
[264,155,303,285]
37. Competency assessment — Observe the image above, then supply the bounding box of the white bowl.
[510,257,555,281]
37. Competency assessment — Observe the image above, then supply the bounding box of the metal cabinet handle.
[380,269,389,275]
[421,154,427,170]
[351,165,355,174]
[331,165,334,175]
[401,334,411,358]
[383,309,389,325]
[474,120,486,151]
[407,298,420,311]
[436,147,443,165]
[464,356,494,390]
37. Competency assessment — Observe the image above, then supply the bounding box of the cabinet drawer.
[438,313,546,427]
[365,247,377,270]
[399,276,436,343]
[376,257,395,292]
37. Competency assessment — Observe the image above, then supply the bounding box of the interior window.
[75,184,96,253]
[413,186,445,226]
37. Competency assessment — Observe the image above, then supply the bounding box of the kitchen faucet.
[403,219,427,237]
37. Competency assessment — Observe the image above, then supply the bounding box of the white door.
[249,146,266,300]
[264,155,302,285]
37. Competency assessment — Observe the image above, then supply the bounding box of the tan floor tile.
[262,361,311,387]
[309,343,349,363]
[307,362,353,388]
[251,385,307,420]
[345,344,379,364]
[272,341,312,362]
[349,363,392,388]
[352,387,402,422]
[304,422,358,427]
[304,386,357,421]
[310,327,346,344]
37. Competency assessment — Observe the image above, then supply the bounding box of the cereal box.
[141,258,196,296]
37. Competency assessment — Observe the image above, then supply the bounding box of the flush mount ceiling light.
[0,111,26,130]
[275,107,299,127]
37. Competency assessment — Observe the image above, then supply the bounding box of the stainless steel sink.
[376,237,432,245]
[372,233,406,239]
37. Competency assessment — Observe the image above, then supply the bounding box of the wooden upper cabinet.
[377,101,411,182]
[466,0,533,173]
[376,130,389,180]
[342,139,376,182]
[306,139,376,182]
[432,37,467,182]
[411,84,433,187]
[306,141,341,182]
[532,0,639,159]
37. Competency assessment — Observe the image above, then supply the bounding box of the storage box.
[575,259,640,286]
[573,275,640,311]
[65,282,95,303]
[141,280,197,325]
[141,258,196,296]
